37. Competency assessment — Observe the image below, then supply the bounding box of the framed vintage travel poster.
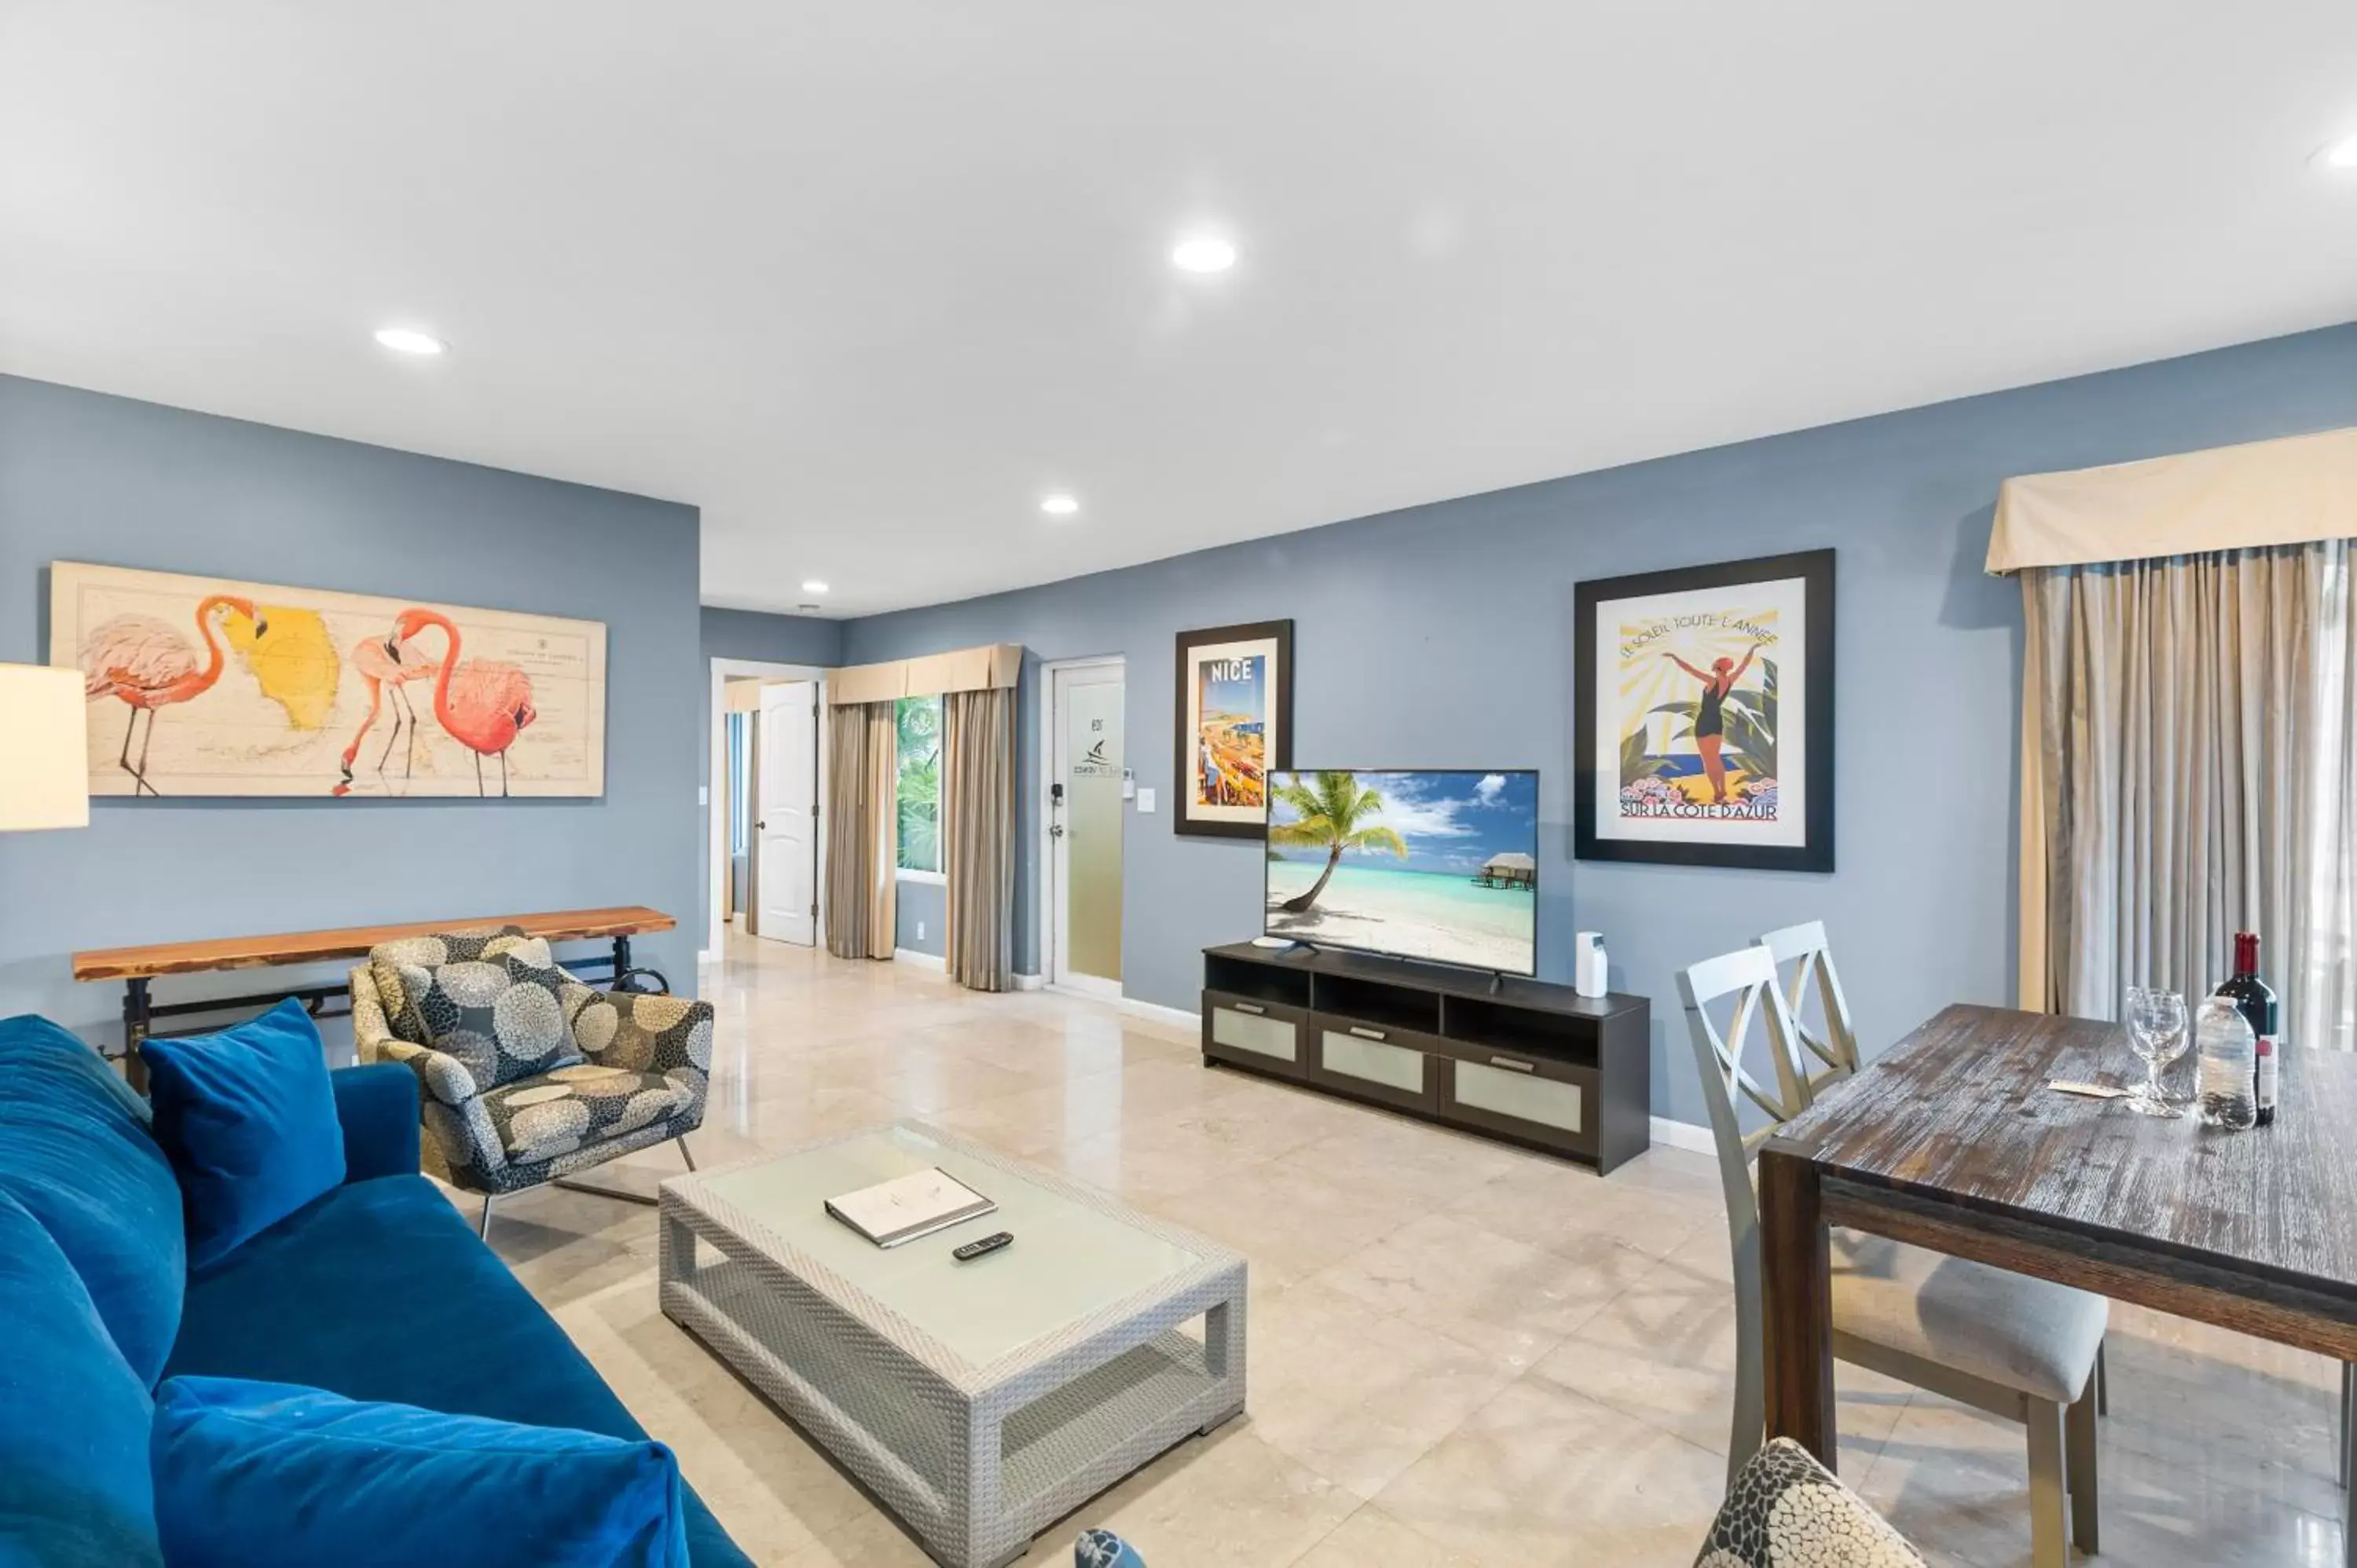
[50,560,607,799]
[1172,619,1292,839]
[1574,550,1834,871]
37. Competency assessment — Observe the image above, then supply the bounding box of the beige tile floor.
[469,933,2352,1567]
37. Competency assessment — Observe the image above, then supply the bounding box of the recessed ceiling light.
[2320,134,2357,170]
[1040,493,1081,516]
[801,580,830,595]
[373,326,445,355]
[1170,234,1237,274]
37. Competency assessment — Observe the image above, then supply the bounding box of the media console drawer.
[1306,1012,1437,1111]
[1202,991,1304,1075]
[1448,1057,1585,1133]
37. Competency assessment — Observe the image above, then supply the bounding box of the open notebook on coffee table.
[825,1167,995,1247]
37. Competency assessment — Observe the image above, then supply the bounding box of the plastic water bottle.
[2194,994,2256,1130]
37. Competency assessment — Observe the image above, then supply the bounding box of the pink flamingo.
[391,607,537,797]
[333,632,435,795]
[80,594,264,796]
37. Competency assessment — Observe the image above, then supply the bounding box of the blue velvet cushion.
[166,1174,752,1566]
[140,998,346,1268]
[152,1376,689,1568]
[0,1013,185,1385]
[0,1192,163,1566]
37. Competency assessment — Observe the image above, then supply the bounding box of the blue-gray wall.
[842,323,2357,1127]
[898,877,946,958]
[0,375,703,1038]
[698,607,842,951]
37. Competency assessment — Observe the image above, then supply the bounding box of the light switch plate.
[1137,787,1157,814]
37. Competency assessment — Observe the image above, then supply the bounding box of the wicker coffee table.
[658,1123,1247,1568]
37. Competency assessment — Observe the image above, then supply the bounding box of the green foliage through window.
[896,697,942,874]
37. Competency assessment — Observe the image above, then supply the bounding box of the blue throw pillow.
[0,1014,185,1387]
[139,999,345,1268]
[151,1378,688,1568]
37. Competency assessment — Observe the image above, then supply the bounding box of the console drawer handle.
[1232,1002,1266,1016]
[1347,1026,1387,1042]
[1487,1056,1535,1073]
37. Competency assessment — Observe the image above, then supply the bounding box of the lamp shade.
[0,664,90,831]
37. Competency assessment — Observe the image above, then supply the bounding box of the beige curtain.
[1990,427,2357,573]
[825,702,898,960]
[2020,542,2357,1048]
[943,686,1017,991]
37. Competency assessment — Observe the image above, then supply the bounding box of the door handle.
[1348,1026,1387,1042]
[1487,1056,1535,1073]
[755,819,766,830]
[1233,1002,1266,1016]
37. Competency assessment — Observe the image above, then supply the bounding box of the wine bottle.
[2216,931,2280,1126]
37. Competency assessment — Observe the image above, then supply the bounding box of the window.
[896,695,942,877]
[725,712,752,857]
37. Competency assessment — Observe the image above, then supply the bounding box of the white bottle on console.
[1574,932,1607,998]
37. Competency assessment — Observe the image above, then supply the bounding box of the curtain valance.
[829,644,1021,705]
[1987,426,2357,574]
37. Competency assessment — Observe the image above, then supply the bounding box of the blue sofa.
[0,1013,752,1567]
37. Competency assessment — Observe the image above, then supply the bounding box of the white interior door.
[756,681,818,946]
[1048,660,1124,996]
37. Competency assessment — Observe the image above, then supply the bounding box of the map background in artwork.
[49,561,606,797]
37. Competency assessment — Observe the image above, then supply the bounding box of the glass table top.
[689,1125,1205,1368]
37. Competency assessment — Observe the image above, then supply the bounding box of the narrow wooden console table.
[73,906,677,1075]
[1200,943,1651,1173]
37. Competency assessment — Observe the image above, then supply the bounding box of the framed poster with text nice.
[1172,620,1292,840]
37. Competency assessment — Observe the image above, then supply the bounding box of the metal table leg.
[123,978,152,1094]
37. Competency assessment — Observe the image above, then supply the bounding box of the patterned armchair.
[1695,1438,1925,1567]
[349,927,714,1234]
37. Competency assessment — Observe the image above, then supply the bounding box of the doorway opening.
[706,658,827,960]
[1041,656,1126,998]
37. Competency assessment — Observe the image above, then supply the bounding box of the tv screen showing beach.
[1265,769,1538,976]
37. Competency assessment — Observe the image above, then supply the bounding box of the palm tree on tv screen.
[1269,771,1407,913]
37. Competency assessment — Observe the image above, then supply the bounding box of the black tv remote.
[952,1231,1014,1262]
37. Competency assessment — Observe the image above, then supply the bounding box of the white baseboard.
[697,947,720,965]
[893,947,948,973]
[1649,1116,1716,1156]
[1012,973,1043,991]
[1114,996,1201,1030]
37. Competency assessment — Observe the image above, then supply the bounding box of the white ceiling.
[5,3,2355,617]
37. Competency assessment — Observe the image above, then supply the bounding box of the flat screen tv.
[1264,769,1539,976]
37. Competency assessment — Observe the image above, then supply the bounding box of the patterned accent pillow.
[1694,1438,1924,1567]
[1076,1530,1146,1568]
[371,928,544,1044]
[390,947,583,1091]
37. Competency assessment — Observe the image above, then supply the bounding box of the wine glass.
[2124,987,2189,1118]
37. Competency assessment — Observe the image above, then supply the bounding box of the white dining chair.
[1757,918,2115,1419]
[1755,919,1860,1100]
[1679,943,2106,1568]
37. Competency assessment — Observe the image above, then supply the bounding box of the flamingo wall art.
[390,606,537,797]
[49,561,606,798]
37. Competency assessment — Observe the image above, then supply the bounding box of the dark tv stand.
[1200,942,1651,1173]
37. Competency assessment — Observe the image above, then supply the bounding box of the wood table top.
[1769,1002,2357,1298]
[71,905,676,982]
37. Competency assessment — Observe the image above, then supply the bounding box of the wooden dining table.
[1760,1002,2357,1549]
